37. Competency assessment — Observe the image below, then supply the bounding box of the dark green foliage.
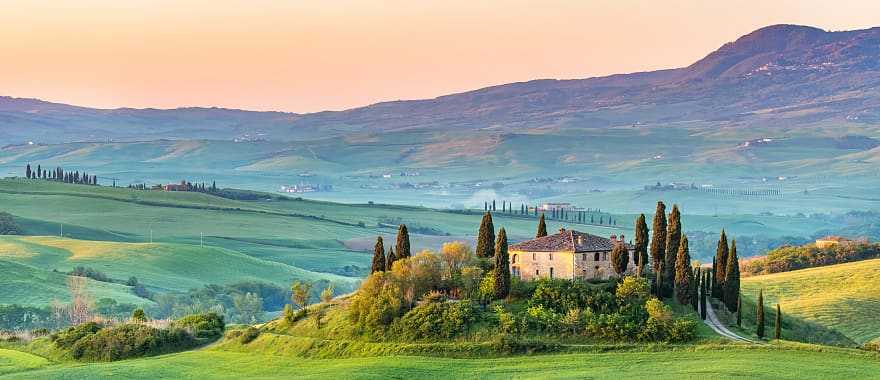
[371,236,386,273]
[633,214,649,275]
[131,308,148,322]
[476,212,496,258]
[391,301,476,341]
[494,228,510,299]
[69,266,111,282]
[775,304,782,340]
[239,326,261,344]
[610,242,629,276]
[170,312,225,340]
[71,323,196,362]
[395,224,411,259]
[690,267,699,311]
[736,294,742,327]
[673,235,692,305]
[536,213,547,238]
[713,230,729,300]
[52,322,104,350]
[742,241,880,275]
[663,205,681,297]
[0,304,54,330]
[649,202,667,275]
[386,247,396,269]
[0,212,22,235]
[723,239,741,312]
[756,289,765,338]
[699,271,707,320]
[529,279,615,315]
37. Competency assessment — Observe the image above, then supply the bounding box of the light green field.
[0,349,49,376]
[0,260,146,306]
[1,345,879,379]
[741,259,880,345]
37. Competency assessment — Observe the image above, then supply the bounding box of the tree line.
[25,164,97,185]
[482,200,617,225]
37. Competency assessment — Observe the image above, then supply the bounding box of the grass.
[0,260,146,306]
[741,258,880,345]
[0,349,49,376]
[2,345,880,379]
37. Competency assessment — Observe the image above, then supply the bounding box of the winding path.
[703,294,760,344]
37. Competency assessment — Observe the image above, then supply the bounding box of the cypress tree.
[756,289,765,338]
[634,214,649,276]
[690,267,699,311]
[494,228,510,299]
[610,242,629,276]
[774,304,782,340]
[674,235,692,305]
[724,239,741,312]
[536,213,547,238]
[664,205,681,297]
[650,201,667,276]
[713,230,729,299]
[736,294,742,327]
[371,236,386,273]
[26,164,31,179]
[476,212,496,258]
[699,271,707,320]
[386,247,396,270]
[395,224,411,259]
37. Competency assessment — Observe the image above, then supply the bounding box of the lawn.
[0,349,49,376]
[2,346,879,379]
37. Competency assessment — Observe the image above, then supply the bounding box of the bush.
[239,327,261,344]
[71,323,195,361]
[131,308,148,322]
[530,279,615,315]
[391,301,476,341]
[170,312,225,340]
[52,322,104,349]
[0,212,21,235]
[69,266,111,283]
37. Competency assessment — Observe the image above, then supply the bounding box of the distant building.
[163,181,189,191]
[509,229,635,281]
[815,236,859,248]
[538,203,576,212]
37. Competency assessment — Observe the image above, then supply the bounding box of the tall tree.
[395,224,411,259]
[650,201,667,276]
[536,213,548,238]
[756,289,765,338]
[371,236,386,273]
[713,230,729,300]
[476,212,496,259]
[663,205,682,297]
[699,270,708,320]
[775,304,782,340]
[25,164,31,179]
[633,214,649,276]
[736,294,742,327]
[610,242,629,276]
[674,235,693,305]
[724,239,741,312]
[690,266,699,311]
[493,228,510,299]
[386,247,396,270]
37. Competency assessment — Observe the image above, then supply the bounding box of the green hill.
[741,259,880,344]
[0,260,145,306]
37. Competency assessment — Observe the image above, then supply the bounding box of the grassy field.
[1,345,879,379]
[0,259,146,306]
[0,349,49,376]
[741,259,880,345]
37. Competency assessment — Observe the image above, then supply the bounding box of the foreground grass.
[742,258,880,344]
[0,349,49,376]
[2,345,880,379]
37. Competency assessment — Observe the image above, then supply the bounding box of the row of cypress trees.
[711,230,741,312]
[25,164,97,185]
[369,224,411,273]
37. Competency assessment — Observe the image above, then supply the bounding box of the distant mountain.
[3,24,880,144]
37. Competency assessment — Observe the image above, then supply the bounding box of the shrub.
[131,308,148,322]
[239,327,261,344]
[508,277,537,300]
[170,312,225,340]
[52,322,104,349]
[71,323,195,361]
[391,301,476,341]
[32,328,51,336]
[530,279,615,315]
[494,305,518,334]
[0,212,22,235]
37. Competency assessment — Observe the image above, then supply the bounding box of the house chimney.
[619,235,625,243]
[610,234,617,241]
[577,235,584,245]
[559,228,566,233]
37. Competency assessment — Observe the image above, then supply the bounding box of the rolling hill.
[741,258,880,345]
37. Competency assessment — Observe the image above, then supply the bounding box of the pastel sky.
[2,0,878,113]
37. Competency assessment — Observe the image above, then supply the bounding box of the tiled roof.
[509,229,630,252]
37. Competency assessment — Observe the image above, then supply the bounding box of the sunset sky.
[2,0,878,113]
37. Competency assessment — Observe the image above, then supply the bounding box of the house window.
[535,269,540,276]
[603,252,608,261]
[512,267,521,278]
[512,254,518,264]
[582,254,587,261]
[594,252,600,261]
[582,269,587,278]
[532,253,536,260]
[549,253,553,260]
[549,267,554,279]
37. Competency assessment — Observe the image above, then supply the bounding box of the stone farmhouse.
[509,229,635,281]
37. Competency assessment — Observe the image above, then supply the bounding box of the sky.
[2,0,879,113]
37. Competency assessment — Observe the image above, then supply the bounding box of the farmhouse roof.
[509,229,631,252]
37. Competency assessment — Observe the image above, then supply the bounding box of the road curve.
[703,294,760,344]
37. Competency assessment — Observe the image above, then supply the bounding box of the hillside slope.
[742,258,880,344]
